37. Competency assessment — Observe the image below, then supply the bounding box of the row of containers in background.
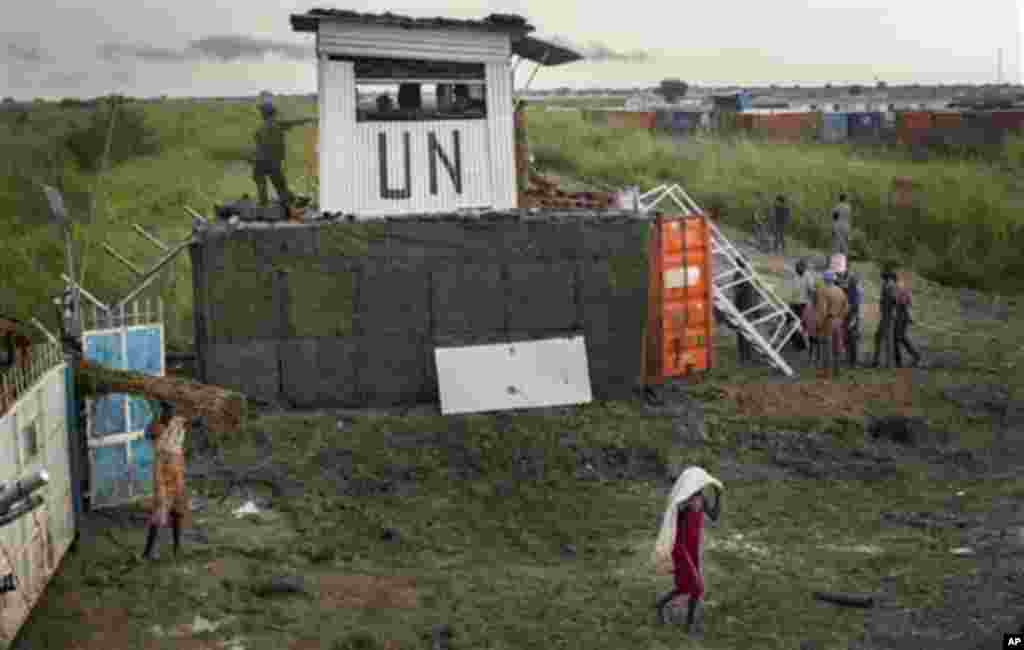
[580,108,1024,146]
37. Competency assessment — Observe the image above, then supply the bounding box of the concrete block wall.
[190,212,650,408]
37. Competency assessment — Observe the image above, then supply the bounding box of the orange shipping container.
[932,112,962,129]
[644,214,714,384]
[606,111,629,129]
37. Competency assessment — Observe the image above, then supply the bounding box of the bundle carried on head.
[652,466,723,575]
[76,360,246,434]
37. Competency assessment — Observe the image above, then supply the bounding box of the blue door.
[83,316,164,508]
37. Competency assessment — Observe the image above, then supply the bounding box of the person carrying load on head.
[141,401,190,560]
[815,270,849,378]
[653,467,723,637]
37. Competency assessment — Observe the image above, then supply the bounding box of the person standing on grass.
[815,270,849,378]
[892,274,922,367]
[654,467,723,636]
[142,401,190,560]
[787,259,816,351]
[733,258,756,364]
[772,194,790,253]
[839,271,863,367]
[871,268,899,368]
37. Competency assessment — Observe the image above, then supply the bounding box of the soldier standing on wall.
[251,99,315,210]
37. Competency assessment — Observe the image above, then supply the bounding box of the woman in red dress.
[654,467,722,634]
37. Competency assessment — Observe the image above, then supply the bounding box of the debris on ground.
[813,591,876,608]
[233,501,262,518]
[253,575,307,597]
[867,415,946,447]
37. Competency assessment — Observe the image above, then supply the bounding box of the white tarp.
[653,466,724,573]
[434,336,593,415]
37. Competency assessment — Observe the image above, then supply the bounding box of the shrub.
[64,99,160,172]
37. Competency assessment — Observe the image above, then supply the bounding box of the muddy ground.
[16,228,1024,650]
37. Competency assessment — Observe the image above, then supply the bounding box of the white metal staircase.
[638,183,802,377]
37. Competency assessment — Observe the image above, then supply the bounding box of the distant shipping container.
[821,112,848,143]
[847,112,882,140]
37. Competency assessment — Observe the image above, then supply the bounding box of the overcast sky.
[2,0,1021,100]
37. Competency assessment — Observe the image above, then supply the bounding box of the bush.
[64,100,160,172]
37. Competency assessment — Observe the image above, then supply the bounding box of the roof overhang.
[291,9,535,35]
[511,36,581,66]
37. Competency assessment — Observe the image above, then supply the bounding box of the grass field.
[5,96,1024,648]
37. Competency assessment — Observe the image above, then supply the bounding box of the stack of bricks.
[520,174,616,210]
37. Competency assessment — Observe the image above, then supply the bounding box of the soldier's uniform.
[253,115,292,208]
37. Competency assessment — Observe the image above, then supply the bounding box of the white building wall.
[0,357,74,646]
[319,58,357,215]
[485,60,516,211]
[317,55,517,216]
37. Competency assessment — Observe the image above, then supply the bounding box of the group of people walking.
[734,192,921,373]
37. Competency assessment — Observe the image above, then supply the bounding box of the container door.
[83,313,164,509]
[645,214,713,384]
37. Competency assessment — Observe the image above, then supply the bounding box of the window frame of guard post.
[343,56,489,123]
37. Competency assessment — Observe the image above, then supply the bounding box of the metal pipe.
[102,243,143,276]
[132,224,170,252]
[60,275,109,312]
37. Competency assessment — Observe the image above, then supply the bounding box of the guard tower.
[291,8,577,218]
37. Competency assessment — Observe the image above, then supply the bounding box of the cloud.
[546,35,652,63]
[7,42,53,64]
[97,35,313,64]
[98,42,192,62]
[187,35,312,62]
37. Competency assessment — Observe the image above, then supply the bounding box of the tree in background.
[64,96,159,172]
[657,79,689,103]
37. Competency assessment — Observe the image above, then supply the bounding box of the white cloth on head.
[653,466,723,573]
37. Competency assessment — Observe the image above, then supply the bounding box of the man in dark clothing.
[252,103,315,209]
[773,195,790,253]
[871,268,899,368]
[733,259,756,364]
[838,271,863,367]
[892,279,921,367]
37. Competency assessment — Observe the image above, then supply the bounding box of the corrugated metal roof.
[511,36,581,66]
[292,9,534,34]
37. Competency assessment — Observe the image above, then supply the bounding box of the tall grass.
[528,108,1024,293]
[1,97,1020,348]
